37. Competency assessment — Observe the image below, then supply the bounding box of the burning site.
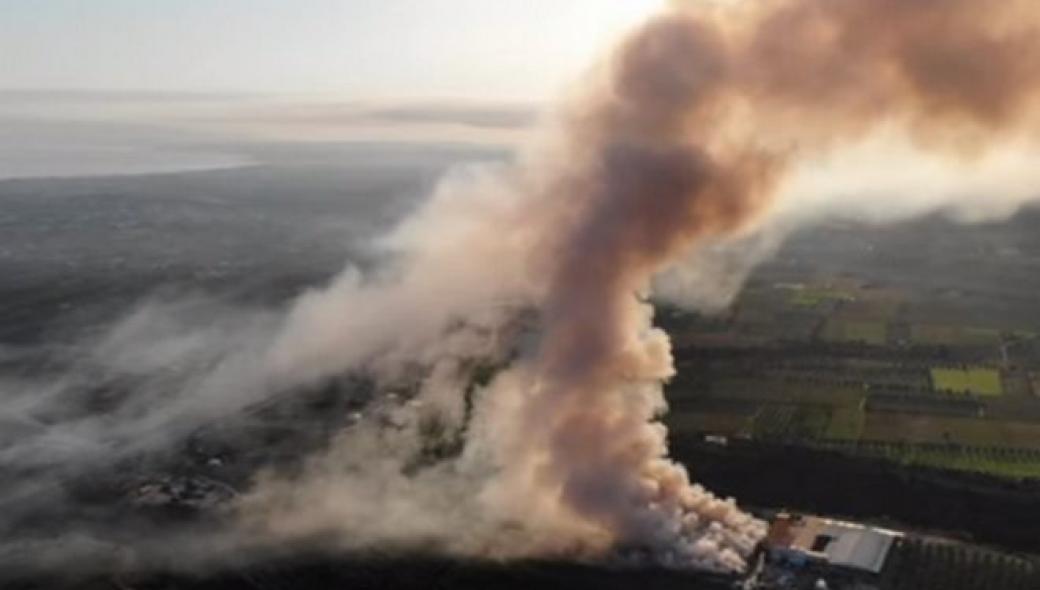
[3,1,1040,589]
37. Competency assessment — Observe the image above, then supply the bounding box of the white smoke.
[657,129,1040,311]
[5,0,1040,580]
[240,0,1040,574]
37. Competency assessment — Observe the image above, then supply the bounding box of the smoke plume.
[244,0,1040,574]
[5,0,1040,578]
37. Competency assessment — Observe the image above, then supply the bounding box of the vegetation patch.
[861,414,1040,448]
[931,367,1003,396]
[752,404,831,441]
[820,318,888,345]
[824,402,866,440]
[912,324,1001,347]
[882,537,1040,589]
[709,378,864,407]
[751,404,796,440]
[816,440,1040,480]
[787,286,856,308]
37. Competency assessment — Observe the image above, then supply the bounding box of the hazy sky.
[2,0,663,101]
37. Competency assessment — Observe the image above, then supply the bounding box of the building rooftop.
[766,513,903,574]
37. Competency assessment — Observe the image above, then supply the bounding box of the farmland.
[661,215,1040,482]
[820,318,888,345]
[653,211,1040,583]
[881,538,1040,590]
[912,325,1002,347]
[823,403,866,440]
[931,367,1004,396]
[860,414,1040,447]
[786,285,856,308]
[815,440,1040,479]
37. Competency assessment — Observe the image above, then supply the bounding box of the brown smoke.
[247,0,1040,575]
[5,0,1040,579]
[502,0,1040,571]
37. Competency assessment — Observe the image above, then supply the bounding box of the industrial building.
[765,513,902,575]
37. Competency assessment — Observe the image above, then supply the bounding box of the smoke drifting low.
[248,0,1040,573]
[5,0,1040,579]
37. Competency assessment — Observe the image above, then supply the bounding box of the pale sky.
[1,0,664,101]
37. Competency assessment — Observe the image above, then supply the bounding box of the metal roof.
[767,514,903,574]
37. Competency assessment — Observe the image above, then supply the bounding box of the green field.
[816,440,1040,480]
[883,538,1040,590]
[931,367,1003,396]
[911,324,1001,347]
[751,404,832,441]
[751,405,797,439]
[861,413,1040,448]
[708,378,864,406]
[821,318,888,345]
[788,287,856,308]
[824,403,866,440]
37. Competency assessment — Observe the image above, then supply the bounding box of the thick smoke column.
[252,0,1040,575]
[5,0,1040,579]
[469,0,1040,572]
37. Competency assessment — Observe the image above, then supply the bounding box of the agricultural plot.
[752,404,830,441]
[931,367,1003,396]
[768,311,821,342]
[786,286,855,308]
[751,405,796,440]
[911,324,1002,347]
[820,359,933,390]
[1001,372,1034,397]
[907,446,1040,479]
[790,406,830,440]
[817,440,1040,480]
[882,537,1040,590]
[824,403,866,440]
[840,296,904,322]
[709,377,864,407]
[665,411,753,438]
[865,392,983,417]
[861,413,1040,449]
[820,318,888,345]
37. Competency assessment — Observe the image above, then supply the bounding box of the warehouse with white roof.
[765,513,903,575]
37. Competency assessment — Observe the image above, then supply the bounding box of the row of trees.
[883,538,1039,590]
